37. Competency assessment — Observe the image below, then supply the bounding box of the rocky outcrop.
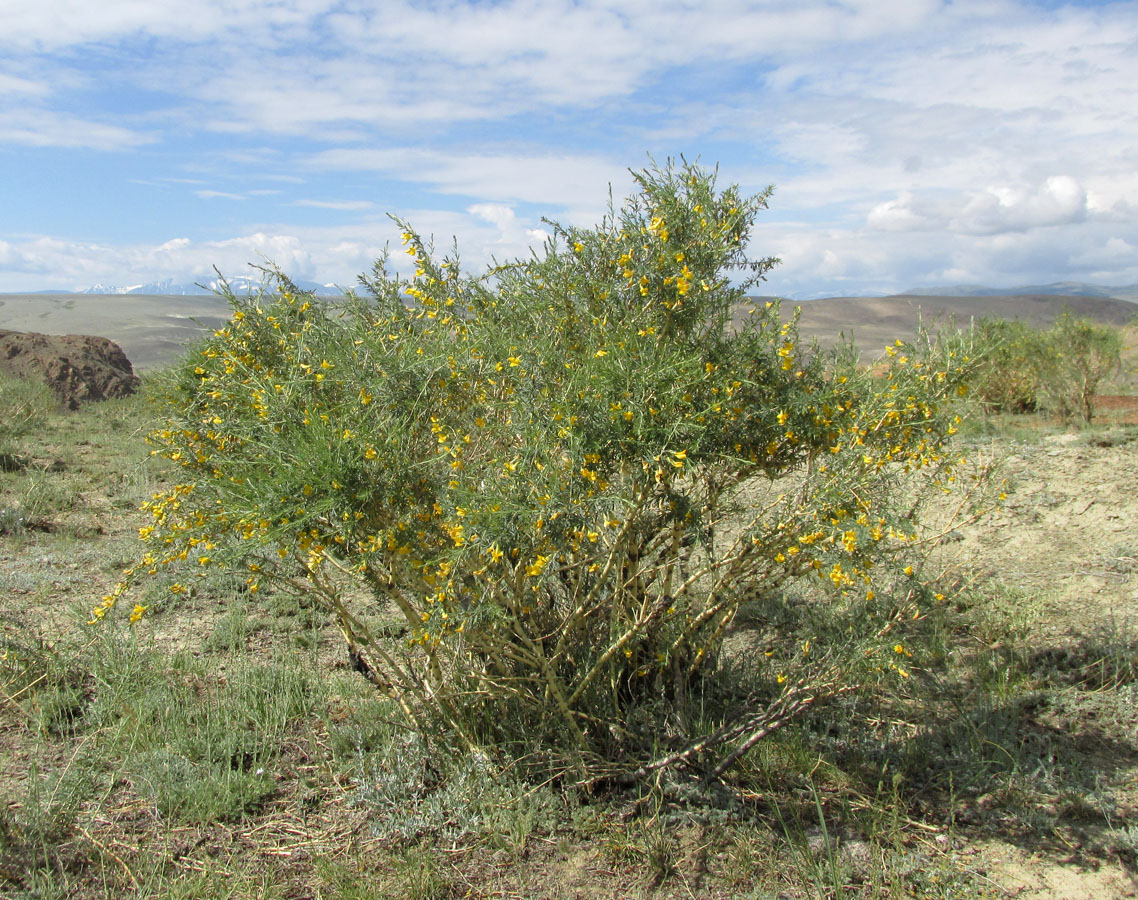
[0,329,140,409]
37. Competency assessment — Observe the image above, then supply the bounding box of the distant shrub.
[101,160,985,784]
[969,313,1121,425]
[1036,312,1122,425]
[969,318,1043,415]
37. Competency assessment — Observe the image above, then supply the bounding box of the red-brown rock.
[0,329,140,409]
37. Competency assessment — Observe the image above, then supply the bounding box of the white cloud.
[0,0,340,49]
[307,147,631,221]
[1071,236,1138,277]
[867,177,1090,237]
[0,1,955,139]
[867,192,933,232]
[0,72,47,96]
[0,231,314,291]
[195,190,246,200]
[951,176,1087,235]
[0,205,560,293]
[294,199,375,211]
[468,203,517,233]
[2,1,1137,295]
[0,108,150,150]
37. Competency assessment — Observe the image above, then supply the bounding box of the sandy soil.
[956,430,1138,625]
[947,429,1138,898]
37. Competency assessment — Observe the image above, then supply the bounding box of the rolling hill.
[785,292,1137,355]
[2,289,1135,373]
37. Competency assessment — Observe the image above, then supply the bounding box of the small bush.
[1036,312,1122,424]
[104,160,985,784]
[968,318,1043,414]
[969,313,1122,425]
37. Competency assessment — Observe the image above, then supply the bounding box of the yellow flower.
[129,604,147,624]
[526,554,551,577]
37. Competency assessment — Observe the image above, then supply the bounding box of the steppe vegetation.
[1,164,1136,898]
[969,314,1121,425]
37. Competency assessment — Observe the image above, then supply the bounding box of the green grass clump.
[0,373,58,463]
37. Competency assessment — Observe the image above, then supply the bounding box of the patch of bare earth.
[947,429,1138,899]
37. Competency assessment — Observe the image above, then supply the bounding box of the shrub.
[100,160,983,784]
[968,318,1043,415]
[1035,312,1122,425]
[968,313,1121,425]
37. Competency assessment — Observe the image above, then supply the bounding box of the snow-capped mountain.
[73,276,347,296]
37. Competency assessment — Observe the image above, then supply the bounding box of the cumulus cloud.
[0,231,318,292]
[0,202,565,293]
[867,192,938,232]
[868,177,1090,237]
[952,176,1088,235]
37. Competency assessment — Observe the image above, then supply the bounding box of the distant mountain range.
[11,278,1138,304]
[32,276,349,297]
[899,281,1138,303]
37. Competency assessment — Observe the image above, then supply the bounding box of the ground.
[1,386,1136,898]
[946,426,1138,899]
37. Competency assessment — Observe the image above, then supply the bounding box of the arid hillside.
[4,290,1136,373]
[785,292,1137,354]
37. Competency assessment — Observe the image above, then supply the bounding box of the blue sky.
[1,0,1136,298]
